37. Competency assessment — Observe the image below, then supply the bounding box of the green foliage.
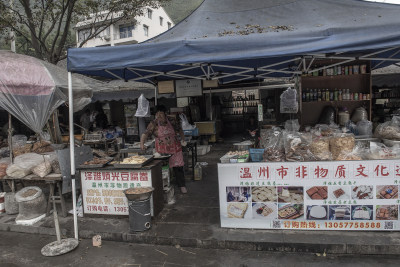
[0,0,170,63]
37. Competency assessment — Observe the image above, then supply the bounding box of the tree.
[0,0,170,64]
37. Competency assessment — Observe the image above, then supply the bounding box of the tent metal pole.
[155,84,158,105]
[68,71,78,240]
[8,113,13,164]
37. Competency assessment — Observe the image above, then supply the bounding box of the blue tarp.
[67,0,400,82]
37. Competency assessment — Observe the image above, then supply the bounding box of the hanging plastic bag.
[280,87,298,113]
[135,94,150,117]
[179,113,194,130]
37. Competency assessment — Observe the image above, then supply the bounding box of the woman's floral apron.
[155,119,184,167]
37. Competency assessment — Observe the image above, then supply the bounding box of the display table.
[219,159,400,231]
[82,138,117,154]
[2,173,67,217]
[79,160,164,217]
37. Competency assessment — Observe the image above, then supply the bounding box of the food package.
[329,134,355,160]
[6,153,45,178]
[32,161,52,178]
[284,119,300,132]
[263,128,285,162]
[318,106,336,125]
[356,120,373,136]
[310,124,340,137]
[310,136,331,161]
[13,143,33,157]
[32,140,54,154]
[374,116,400,140]
[6,164,31,178]
[366,143,399,160]
[284,131,316,162]
[0,158,11,178]
[335,145,364,161]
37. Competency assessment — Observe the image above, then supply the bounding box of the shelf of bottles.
[222,93,260,115]
[302,88,371,103]
[303,63,368,77]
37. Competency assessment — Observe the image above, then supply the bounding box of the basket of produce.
[123,187,154,201]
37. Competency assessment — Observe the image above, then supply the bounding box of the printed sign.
[176,79,202,97]
[81,170,152,215]
[219,160,400,231]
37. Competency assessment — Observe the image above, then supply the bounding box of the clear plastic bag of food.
[283,131,316,162]
[329,133,355,160]
[356,120,373,136]
[284,119,300,132]
[263,128,285,162]
[366,142,400,160]
[374,116,400,140]
[310,136,332,161]
[335,145,365,161]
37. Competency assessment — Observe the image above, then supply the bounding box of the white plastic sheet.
[0,51,94,133]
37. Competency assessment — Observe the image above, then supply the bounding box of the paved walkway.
[1,143,400,255]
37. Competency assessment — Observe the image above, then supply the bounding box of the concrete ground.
[2,143,400,255]
[1,231,400,267]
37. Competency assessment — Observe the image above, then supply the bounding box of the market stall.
[66,0,400,235]
[78,155,165,217]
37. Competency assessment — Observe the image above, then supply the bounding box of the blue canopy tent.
[68,0,400,83]
[66,0,400,237]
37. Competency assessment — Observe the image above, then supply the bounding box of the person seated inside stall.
[245,115,259,146]
[140,105,188,194]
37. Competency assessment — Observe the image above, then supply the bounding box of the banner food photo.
[219,160,400,231]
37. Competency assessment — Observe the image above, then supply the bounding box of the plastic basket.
[249,148,265,162]
[183,128,199,136]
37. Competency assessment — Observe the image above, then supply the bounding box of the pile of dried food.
[83,157,111,165]
[121,155,149,164]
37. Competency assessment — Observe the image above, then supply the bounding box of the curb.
[1,222,400,255]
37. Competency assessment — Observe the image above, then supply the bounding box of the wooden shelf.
[302,73,370,80]
[300,60,372,127]
[302,100,370,104]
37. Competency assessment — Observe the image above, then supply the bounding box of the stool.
[46,181,67,218]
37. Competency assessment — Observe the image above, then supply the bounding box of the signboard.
[203,79,219,88]
[219,160,400,231]
[81,170,152,215]
[158,80,175,94]
[257,104,263,122]
[176,79,202,97]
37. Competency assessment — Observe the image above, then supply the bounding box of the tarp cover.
[68,0,400,82]
[0,50,95,133]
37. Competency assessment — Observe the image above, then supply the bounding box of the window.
[78,28,91,42]
[143,25,149,37]
[119,24,134,39]
[147,8,152,19]
[167,22,172,29]
[159,16,163,26]
[98,27,110,39]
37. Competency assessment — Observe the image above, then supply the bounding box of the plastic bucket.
[128,198,151,232]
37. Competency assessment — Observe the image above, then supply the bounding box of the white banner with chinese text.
[81,170,152,215]
[218,160,400,231]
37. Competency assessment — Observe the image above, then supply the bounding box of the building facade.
[75,7,173,47]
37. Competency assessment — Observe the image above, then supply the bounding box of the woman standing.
[140,105,187,194]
